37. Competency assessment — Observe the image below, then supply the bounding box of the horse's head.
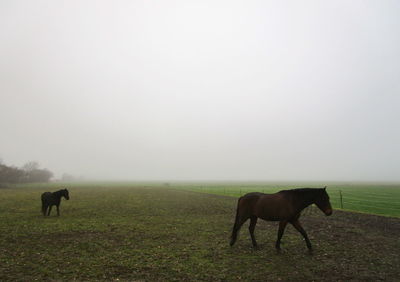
[314,187,332,216]
[63,189,70,200]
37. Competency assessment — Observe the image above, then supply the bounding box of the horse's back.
[240,192,264,203]
[237,192,265,217]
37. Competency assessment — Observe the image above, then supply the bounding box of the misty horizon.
[1,1,399,182]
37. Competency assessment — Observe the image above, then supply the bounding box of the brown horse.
[230,187,332,251]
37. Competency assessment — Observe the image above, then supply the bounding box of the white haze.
[1,0,399,182]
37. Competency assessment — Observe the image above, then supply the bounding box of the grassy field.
[0,183,399,281]
[170,182,400,218]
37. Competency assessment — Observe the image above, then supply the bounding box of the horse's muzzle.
[324,208,332,216]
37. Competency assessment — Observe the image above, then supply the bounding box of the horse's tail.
[41,193,46,216]
[41,204,46,215]
[230,197,243,246]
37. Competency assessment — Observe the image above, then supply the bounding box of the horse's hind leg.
[249,216,258,247]
[275,220,288,251]
[291,220,312,251]
[230,216,249,246]
[47,205,52,216]
[42,203,47,216]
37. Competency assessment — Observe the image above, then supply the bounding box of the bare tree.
[61,173,75,182]
[22,161,40,172]
[28,168,53,183]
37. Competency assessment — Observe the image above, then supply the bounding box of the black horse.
[41,189,70,216]
[230,187,332,251]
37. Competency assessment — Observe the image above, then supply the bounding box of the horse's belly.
[258,214,281,221]
[254,198,291,221]
[256,210,282,221]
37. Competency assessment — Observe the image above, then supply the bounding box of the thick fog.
[1,1,399,181]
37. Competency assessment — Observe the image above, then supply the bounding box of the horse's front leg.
[291,220,312,251]
[56,205,60,216]
[275,220,288,251]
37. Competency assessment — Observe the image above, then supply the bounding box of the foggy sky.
[1,1,399,181]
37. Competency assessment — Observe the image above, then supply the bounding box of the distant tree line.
[60,173,84,182]
[0,160,53,185]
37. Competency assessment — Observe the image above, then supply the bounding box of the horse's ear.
[323,186,327,190]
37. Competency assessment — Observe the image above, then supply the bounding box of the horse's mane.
[278,188,325,204]
[279,188,323,194]
[53,189,67,195]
